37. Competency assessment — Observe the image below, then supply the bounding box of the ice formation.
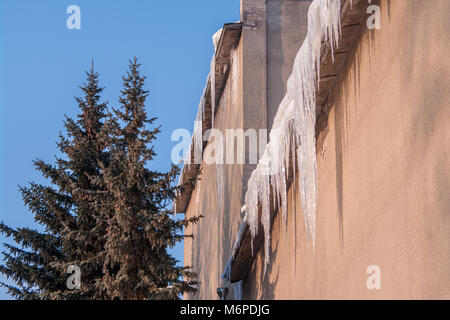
[210,57,216,129]
[242,0,342,273]
[175,77,207,213]
[182,28,223,171]
[211,29,222,130]
[178,0,343,274]
[176,28,222,212]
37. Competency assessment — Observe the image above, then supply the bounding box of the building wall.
[184,0,312,299]
[243,0,450,299]
[184,42,244,300]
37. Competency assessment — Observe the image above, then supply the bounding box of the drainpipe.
[217,259,231,300]
[218,214,248,300]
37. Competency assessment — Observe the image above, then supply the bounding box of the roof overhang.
[174,23,243,213]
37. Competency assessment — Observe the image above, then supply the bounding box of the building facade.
[175,0,450,300]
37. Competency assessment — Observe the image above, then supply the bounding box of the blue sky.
[0,0,240,299]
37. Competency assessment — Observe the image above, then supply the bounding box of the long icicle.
[242,0,342,273]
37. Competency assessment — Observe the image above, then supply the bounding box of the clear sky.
[0,0,240,299]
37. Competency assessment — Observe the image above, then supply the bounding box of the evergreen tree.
[0,64,110,299]
[101,58,200,300]
[0,59,200,300]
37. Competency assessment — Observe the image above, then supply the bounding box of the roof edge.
[174,23,243,213]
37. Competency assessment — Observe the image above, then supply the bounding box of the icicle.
[241,0,342,272]
[200,78,208,122]
[210,28,222,130]
[210,57,216,129]
[261,171,271,275]
[193,118,203,164]
[245,173,260,239]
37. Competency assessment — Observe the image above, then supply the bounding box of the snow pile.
[242,0,342,273]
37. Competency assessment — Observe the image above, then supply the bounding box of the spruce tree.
[101,58,200,300]
[1,59,200,300]
[0,64,110,299]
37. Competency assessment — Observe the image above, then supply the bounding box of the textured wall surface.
[184,43,244,300]
[243,0,450,299]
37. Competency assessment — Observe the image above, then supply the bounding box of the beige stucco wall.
[243,0,450,299]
